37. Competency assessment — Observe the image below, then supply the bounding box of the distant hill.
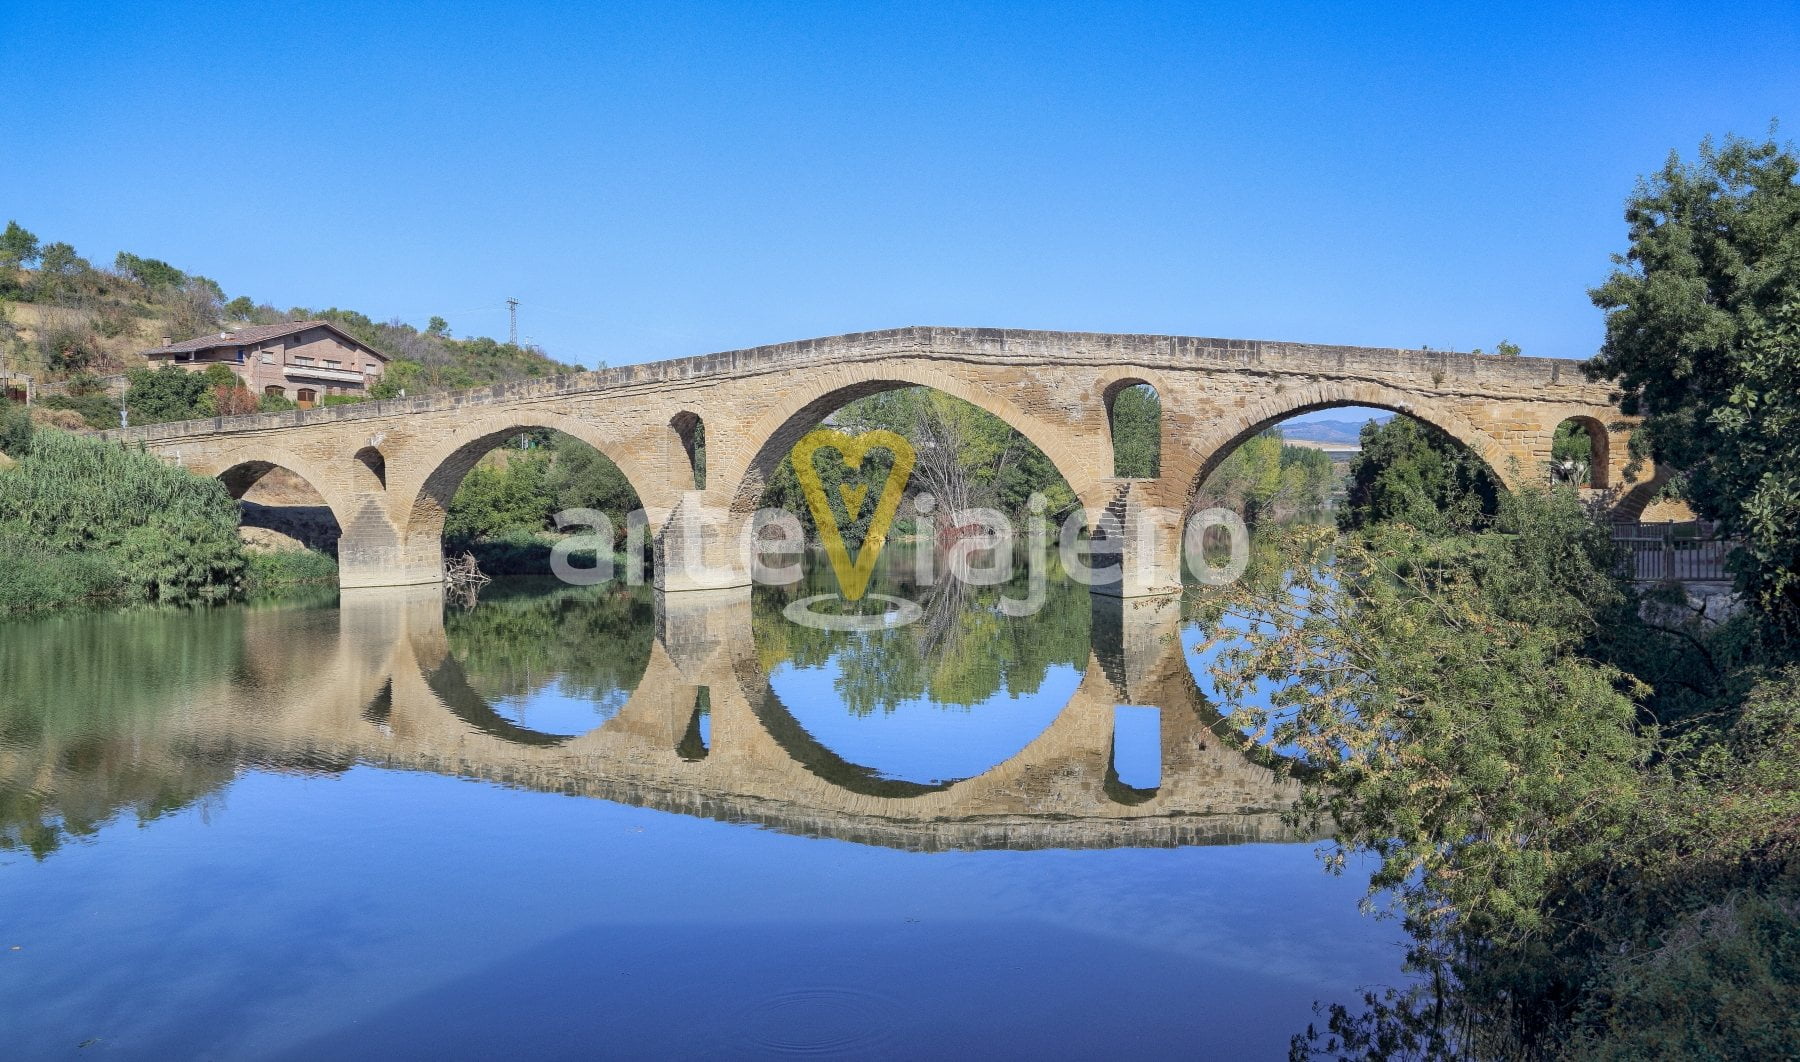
[0,219,579,406]
[1276,412,1392,446]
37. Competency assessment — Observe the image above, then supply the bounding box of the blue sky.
[4,1,1795,369]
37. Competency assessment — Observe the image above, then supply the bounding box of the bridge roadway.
[98,326,1655,594]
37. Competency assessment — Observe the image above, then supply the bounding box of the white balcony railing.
[283,365,368,384]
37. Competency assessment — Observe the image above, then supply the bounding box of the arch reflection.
[746,548,1090,791]
[0,577,1313,858]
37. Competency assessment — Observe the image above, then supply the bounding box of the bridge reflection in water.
[2,583,1314,855]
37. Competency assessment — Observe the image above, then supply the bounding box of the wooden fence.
[1612,520,1736,582]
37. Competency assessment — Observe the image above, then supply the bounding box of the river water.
[0,555,1406,1059]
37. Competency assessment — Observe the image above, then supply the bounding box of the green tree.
[1585,135,1800,637]
[1111,384,1160,477]
[1212,491,1649,944]
[125,364,214,424]
[36,241,87,278]
[1339,416,1500,534]
[114,251,187,290]
[370,359,424,398]
[444,451,555,545]
[426,315,449,337]
[545,437,642,536]
[0,220,40,268]
[1553,420,1593,465]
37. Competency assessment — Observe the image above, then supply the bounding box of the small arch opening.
[1106,381,1161,478]
[1107,704,1162,802]
[677,686,712,761]
[1552,417,1608,488]
[671,411,706,490]
[354,446,386,489]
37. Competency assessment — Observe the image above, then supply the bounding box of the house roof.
[143,320,388,361]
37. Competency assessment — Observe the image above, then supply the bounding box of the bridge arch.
[195,444,357,558]
[394,408,680,580]
[718,362,1110,519]
[1184,381,1516,505]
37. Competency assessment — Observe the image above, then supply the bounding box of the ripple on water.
[734,987,902,1056]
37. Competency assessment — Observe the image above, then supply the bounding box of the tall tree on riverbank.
[1337,416,1500,534]
[1586,134,1800,640]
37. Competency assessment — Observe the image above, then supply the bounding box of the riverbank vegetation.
[1203,134,1800,1059]
[440,431,644,573]
[0,412,337,610]
[1194,428,1338,524]
[1,221,579,429]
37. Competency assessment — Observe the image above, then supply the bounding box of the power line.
[506,297,519,346]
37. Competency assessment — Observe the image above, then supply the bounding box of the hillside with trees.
[0,220,579,429]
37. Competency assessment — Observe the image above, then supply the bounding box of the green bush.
[39,392,118,430]
[0,429,245,606]
[444,451,554,546]
[459,529,557,575]
[244,548,339,589]
[0,527,121,609]
[0,398,33,456]
[1339,415,1502,534]
[125,364,220,424]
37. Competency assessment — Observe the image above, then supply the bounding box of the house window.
[264,386,285,398]
[260,351,274,364]
[296,388,318,408]
[325,360,342,369]
[293,356,314,366]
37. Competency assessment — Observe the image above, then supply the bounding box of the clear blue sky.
[5,1,1795,369]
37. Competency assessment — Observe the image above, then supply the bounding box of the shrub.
[38,393,119,430]
[212,384,258,417]
[244,547,338,589]
[0,398,33,457]
[125,364,211,424]
[0,429,244,605]
[444,451,554,546]
[0,525,121,609]
[33,309,103,372]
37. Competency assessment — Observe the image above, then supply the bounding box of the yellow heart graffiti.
[792,428,916,602]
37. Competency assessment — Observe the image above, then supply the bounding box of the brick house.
[142,321,388,408]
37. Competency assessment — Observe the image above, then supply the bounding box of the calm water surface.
[0,557,1406,1059]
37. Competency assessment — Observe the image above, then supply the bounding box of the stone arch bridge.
[99,326,1647,594]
